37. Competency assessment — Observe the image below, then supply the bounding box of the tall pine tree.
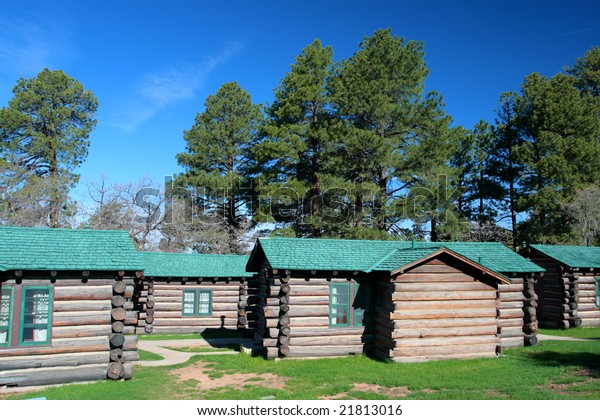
[176,82,262,253]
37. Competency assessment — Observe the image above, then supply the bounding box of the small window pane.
[197,290,211,316]
[0,288,12,346]
[330,284,350,327]
[21,288,51,344]
[182,291,196,316]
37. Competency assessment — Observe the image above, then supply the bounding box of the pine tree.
[176,82,262,253]
[0,68,98,227]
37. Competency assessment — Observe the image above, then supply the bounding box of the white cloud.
[0,14,72,77]
[114,41,243,132]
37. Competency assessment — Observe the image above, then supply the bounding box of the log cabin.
[139,252,254,335]
[0,226,144,388]
[246,237,544,362]
[521,245,600,328]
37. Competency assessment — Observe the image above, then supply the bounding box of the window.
[0,288,13,347]
[182,289,212,317]
[330,282,371,328]
[0,285,52,347]
[595,277,600,309]
[20,287,52,345]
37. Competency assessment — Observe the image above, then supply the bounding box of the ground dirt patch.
[321,383,411,399]
[171,360,288,392]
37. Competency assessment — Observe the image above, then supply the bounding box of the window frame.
[0,287,14,347]
[18,285,53,347]
[595,277,600,309]
[182,289,212,317]
[329,281,371,328]
[329,282,351,327]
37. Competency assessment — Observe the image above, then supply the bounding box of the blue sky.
[1,0,599,206]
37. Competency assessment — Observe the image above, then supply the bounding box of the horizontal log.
[290,335,371,347]
[54,285,113,301]
[113,281,127,294]
[407,264,462,274]
[498,326,525,338]
[501,337,524,348]
[124,285,135,299]
[395,282,493,292]
[576,304,600,312]
[53,310,111,327]
[153,302,238,312]
[394,290,497,301]
[285,345,368,358]
[498,292,526,302]
[288,286,329,297]
[289,316,329,328]
[0,351,110,371]
[264,305,329,318]
[391,307,497,320]
[107,362,125,379]
[394,273,476,283]
[123,362,133,380]
[392,343,498,357]
[0,364,110,387]
[498,308,525,319]
[497,318,523,328]
[391,317,497,329]
[290,327,364,337]
[392,325,498,340]
[392,352,497,363]
[0,337,109,357]
[53,324,112,339]
[394,335,498,348]
[54,300,112,312]
[394,299,496,311]
[498,301,525,310]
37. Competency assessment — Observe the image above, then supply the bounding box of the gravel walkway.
[137,338,253,367]
[537,334,598,342]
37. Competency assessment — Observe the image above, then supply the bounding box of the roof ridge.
[365,248,401,272]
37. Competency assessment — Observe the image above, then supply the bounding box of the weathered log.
[152,318,238,327]
[0,364,109,387]
[280,326,291,336]
[392,317,497,329]
[266,346,279,359]
[144,324,154,334]
[284,345,366,358]
[111,295,126,307]
[110,348,124,361]
[394,299,497,311]
[107,362,125,380]
[122,362,134,380]
[52,310,111,327]
[54,285,113,301]
[391,324,498,339]
[111,307,126,321]
[280,284,291,295]
[290,335,370,346]
[392,343,497,358]
[395,290,497,301]
[394,335,498,348]
[395,282,493,292]
[54,300,112,312]
[278,335,290,345]
[52,324,112,339]
[392,307,497,320]
[0,351,110,371]
[264,305,329,318]
[110,333,125,348]
[113,281,127,294]
[0,337,109,357]
[279,345,290,356]
[524,334,538,346]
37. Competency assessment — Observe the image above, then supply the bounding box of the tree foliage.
[0,68,98,227]
[176,82,262,253]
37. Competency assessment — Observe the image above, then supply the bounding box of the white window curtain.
[0,290,10,345]
[32,291,49,342]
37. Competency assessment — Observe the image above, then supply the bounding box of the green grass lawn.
[4,340,599,400]
[138,349,165,361]
[539,326,600,340]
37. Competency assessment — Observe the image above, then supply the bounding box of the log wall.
[384,257,501,363]
[257,271,371,360]
[141,278,242,334]
[497,275,538,348]
[527,249,587,329]
[0,272,140,387]
[576,274,600,327]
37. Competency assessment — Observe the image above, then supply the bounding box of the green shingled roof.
[141,252,253,278]
[529,244,600,269]
[248,237,544,275]
[0,226,142,272]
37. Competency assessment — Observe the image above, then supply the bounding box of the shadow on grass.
[525,351,600,378]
